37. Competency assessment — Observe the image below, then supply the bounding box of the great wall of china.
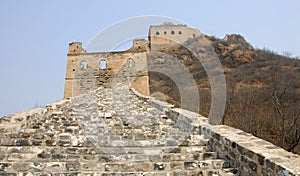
[0,22,299,176]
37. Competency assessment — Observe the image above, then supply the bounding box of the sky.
[0,0,299,116]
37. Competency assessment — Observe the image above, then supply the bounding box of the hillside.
[148,34,300,154]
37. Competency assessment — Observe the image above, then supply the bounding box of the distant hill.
[148,34,300,154]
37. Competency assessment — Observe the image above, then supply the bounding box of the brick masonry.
[0,87,299,175]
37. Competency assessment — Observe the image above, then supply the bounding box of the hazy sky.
[0,0,299,116]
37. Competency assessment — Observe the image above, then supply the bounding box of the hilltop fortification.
[64,22,201,99]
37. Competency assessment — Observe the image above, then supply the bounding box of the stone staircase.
[0,87,237,175]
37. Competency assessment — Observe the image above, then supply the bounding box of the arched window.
[100,60,107,70]
[80,61,88,70]
[171,31,175,35]
[128,58,134,68]
[178,31,182,34]
[164,31,167,34]
[156,31,160,35]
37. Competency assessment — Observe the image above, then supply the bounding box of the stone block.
[0,138,15,146]
[66,162,80,171]
[154,162,165,170]
[13,162,30,172]
[184,162,198,170]
[45,140,57,146]
[0,163,12,171]
[170,162,184,170]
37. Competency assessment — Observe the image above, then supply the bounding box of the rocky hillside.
[148,34,300,154]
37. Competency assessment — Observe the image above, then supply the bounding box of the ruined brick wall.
[64,41,150,99]
[128,39,149,52]
[64,22,201,99]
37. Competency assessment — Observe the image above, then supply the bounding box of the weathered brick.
[66,162,80,171]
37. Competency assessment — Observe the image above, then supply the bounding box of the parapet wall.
[132,89,300,176]
[202,124,300,175]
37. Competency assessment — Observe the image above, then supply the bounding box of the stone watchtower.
[64,40,150,99]
[64,22,201,99]
[149,22,201,51]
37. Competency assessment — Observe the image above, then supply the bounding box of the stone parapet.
[132,88,300,176]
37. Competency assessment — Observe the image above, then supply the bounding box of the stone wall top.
[1,87,299,175]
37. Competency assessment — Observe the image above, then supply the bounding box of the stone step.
[3,152,218,163]
[0,132,207,147]
[0,145,211,156]
[2,147,217,164]
[0,159,230,173]
[89,146,209,154]
[219,168,239,176]
[0,145,208,151]
[0,171,236,176]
